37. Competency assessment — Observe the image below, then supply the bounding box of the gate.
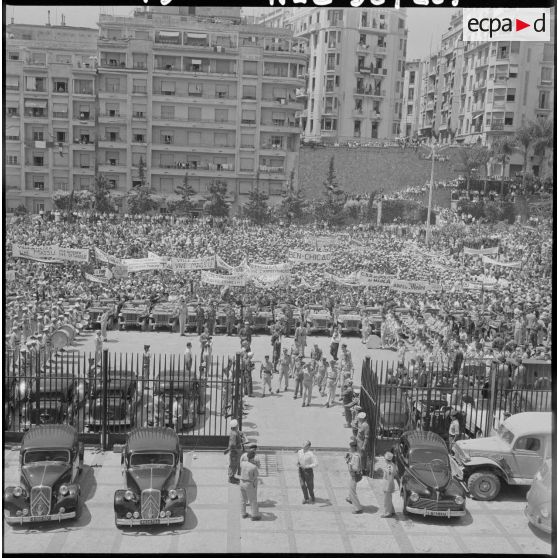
[4,349,245,448]
[359,357,552,449]
[358,356,378,476]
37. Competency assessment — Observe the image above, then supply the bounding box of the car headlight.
[539,507,550,519]
[455,495,465,505]
[12,486,24,498]
[409,491,420,503]
[124,490,135,501]
[168,489,178,500]
[59,485,69,496]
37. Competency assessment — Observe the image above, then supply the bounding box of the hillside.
[298,146,460,201]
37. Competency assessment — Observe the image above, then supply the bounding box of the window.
[77,104,90,119]
[8,51,19,60]
[243,61,258,75]
[80,153,90,168]
[106,103,120,117]
[241,109,256,125]
[240,158,254,171]
[33,130,44,141]
[504,113,514,126]
[56,131,66,143]
[353,120,361,137]
[215,133,228,147]
[399,18,405,29]
[407,88,414,101]
[188,107,202,121]
[409,71,415,85]
[162,131,174,144]
[407,104,413,115]
[321,117,337,131]
[33,176,45,190]
[7,155,18,165]
[243,85,256,100]
[160,105,175,119]
[188,131,201,145]
[371,122,378,139]
[7,106,19,117]
[541,67,552,83]
[25,77,46,92]
[161,81,176,95]
[215,109,228,123]
[327,53,336,71]
[515,437,541,453]
[241,134,254,148]
[216,84,229,98]
[133,53,148,70]
[106,77,120,93]
[6,76,19,90]
[133,78,147,94]
[188,82,202,97]
[133,132,145,143]
[53,80,68,93]
[539,91,549,109]
[506,88,515,102]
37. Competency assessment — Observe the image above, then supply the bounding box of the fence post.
[486,363,497,437]
[101,348,109,451]
[233,352,242,431]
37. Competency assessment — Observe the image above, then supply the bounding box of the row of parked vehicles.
[391,412,552,532]
[4,368,205,434]
[86,297,382,336]
[4,413,551,531]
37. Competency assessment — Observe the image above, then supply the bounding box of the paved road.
[3,449,551,554]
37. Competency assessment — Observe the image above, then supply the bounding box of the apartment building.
[5,24,98,213]
[401,60,423,137]
[257,7,408,143]
[5,8,308,213]
[415,10,555,178]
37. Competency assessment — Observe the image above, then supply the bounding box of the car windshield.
[24,449,71,464]
[497,424,514,445]
[130,452,174,467]
[410,449,448,470]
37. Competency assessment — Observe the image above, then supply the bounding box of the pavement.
[3,448,552,554]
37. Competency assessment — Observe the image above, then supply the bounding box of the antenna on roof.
[47,10,51,26]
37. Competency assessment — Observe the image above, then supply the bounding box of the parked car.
[152,370,199,431]
[461,397,509,439]
[253,307,274,333]
[185,302,200,332]
[4,424,83,524]
[306,304,332,335]
[336,306,361,335]
[393,430,466,518]
[451,412,552,500]
[525,458,552,534]
[114,427,187,527]
[364,307,383,336]
[407,389,454,440]
[149,302,180,332]
[84,373,139,431]
[377,390,411,437]
[85,298,119,331]
[118,300,150,331]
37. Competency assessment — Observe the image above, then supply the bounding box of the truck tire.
[467,471,501,501]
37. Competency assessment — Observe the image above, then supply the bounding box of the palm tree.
[490,136,517,196]
[457,145,490,196]
[530,117,553,176]
[514,123,534,191]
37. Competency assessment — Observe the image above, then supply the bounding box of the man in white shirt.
[297,440,318,504]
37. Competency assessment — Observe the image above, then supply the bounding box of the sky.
[7,5,455,59]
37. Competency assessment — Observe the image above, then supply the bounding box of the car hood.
[22,463,72,489]
[456,436,511,457]
[338,313,360,320]
[127,466,174,492]
[308,313,329,319]
[408,464,451,490]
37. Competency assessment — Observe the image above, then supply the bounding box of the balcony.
[259,144,286,155]
[485,121,504,131]
[354,88,384,98]
[132,86,148,95]
[98,112,127,123]
[23,110,48,119]
[72,113,94,123]
[99,137,125,148]
[260,120,298,131]
[73,89,94,96]
[258,165,284,175]
[357,43,370,53]
[52,111,69,119]
[25,59,47,68]
[375,45,387,56]
[473,80,486,90]
[98,162,127,173]
[100,59,127,69]
[154,63,182,72]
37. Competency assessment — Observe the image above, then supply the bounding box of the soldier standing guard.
[196,303,205,335]
[179,296,188,336]
[380,452,397,518]
[224,419,245,484]
[226,304,236,336]
[206,302,216,336]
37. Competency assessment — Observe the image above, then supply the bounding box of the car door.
[512,435,545,480]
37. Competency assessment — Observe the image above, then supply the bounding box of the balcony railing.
[52,112,68,118]
[260,143,284,150]
[259,165,284,174]
[74,90,94,95]
[354,88,384,97]
[99,112,126,118]
[156,162,235,171]
[25,88,47,93]
[102,136,123,142]
[132,87,147,94]
[24,111,48,118]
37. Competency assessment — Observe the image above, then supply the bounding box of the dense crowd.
[5,204,553,376]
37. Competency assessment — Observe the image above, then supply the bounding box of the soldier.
[276,348,291,392]
[224,419,244,484]
[284,304,294,337]
[239,321,252,348]
[196,302,205,335]
[380,452,397,518]
[356,412,370,475]
[346,439,364,514]
[178,296,188,336]
[270,326,281,371]
[260,355,274,397]
[239,450,261,521]
[324,360,339,408]
[206,302,216,336]
[226,304,236,336]
[100,309,109,342]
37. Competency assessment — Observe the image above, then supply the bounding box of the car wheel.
[467,471,501,501]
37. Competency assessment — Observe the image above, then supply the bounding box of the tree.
[514,123,534,191]
[53,189,94,212]
[530,117,553,177]
[173,172,196,214]
[366,189,380,221]
[127,158,160,214]
[490,137,517,195]
[204,179,229,218]
[93,174,115,213]
[322,156,347,225]
[244,175,270,225]
[280,169,306,223]
[456,145,490,195]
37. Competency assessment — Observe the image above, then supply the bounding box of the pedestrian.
[345,439,364,514]
[100,310,108,342]
[239,449,261,521]
[270,326,282,371]
[317,357,328,396]
[244,352,255,397]
[356,412,370,475]
[206,302,216,336]
[330,325,341,360]
[380,451,396,518]
[94,331,103,362]
[260,355,274,397]
[226,303,236,336]
[195,302,205,335]
[297,440,318,504]
[224,419,244,484]
[276,348,291,392]
[325,360,339,408]
[293,355,304,399]
[294,321,307,357]
[340,343,354,381]
[241,441,261,468]
[448,409,461,445]
[200,325,210,359]
[178,296,188,336]
[184,341,193,377]
[342,379,355,427]
[301,362,316,407]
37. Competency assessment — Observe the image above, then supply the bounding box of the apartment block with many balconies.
[401,59,423,138]
[5,24,98,213]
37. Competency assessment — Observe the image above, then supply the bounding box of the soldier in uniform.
[277,348,291,392]
[356,412,370,475]
[224,419,244,484]
[178,296,188,336]
[196,303,205,335]
[346,439,364,514]
[226,304,236,336]
[206,302,216,336]
[380,452,397,517]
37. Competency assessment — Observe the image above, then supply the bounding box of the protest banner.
[170,255,216,273]
[288,249,332,264]
[201,270,247,287]
[249,261,291,272]
[121,258,165,273]
[57,246,90,263]
[94,247,122,266]
[463,246,499,256]
[482,256,521,268]
[113,265,128,279]
[389,279,442,293]
[12,244,63,263]
[84,272,109,284]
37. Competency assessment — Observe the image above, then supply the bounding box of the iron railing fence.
[4,349,244,448]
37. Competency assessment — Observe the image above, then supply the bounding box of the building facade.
[401,59,423,137]
[5,8,308,213]
[257,7,408,143]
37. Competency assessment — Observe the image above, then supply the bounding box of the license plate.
[140,519,159,525]
[30,515,50,522]
[426,509,451,517]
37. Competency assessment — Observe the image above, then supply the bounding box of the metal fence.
[4,349,244,448]
[360,356,552,456]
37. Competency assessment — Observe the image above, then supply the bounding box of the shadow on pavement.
[257,511,277,522]
[181,466,197,505]
[528,523,552,542]
[312,497,333,507]
[258,499,277,508]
